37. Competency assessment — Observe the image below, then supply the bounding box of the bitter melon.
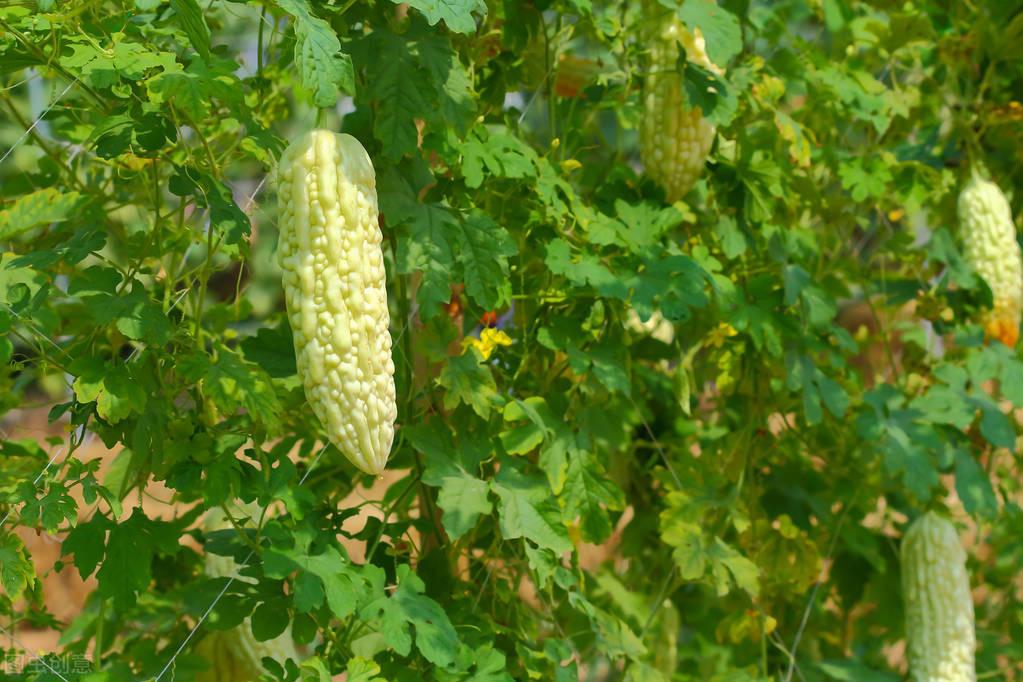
[277,130,397,475]
[195,503,300,681]
[959,173,1022,347]
[901,511,976,682]
[639,18,721,202]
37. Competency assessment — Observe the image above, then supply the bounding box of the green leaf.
[662,519,706,580]
[786,353,848,425]
[345,657,386,682]
[0,440,48,497]
[134,111,177,152]
[413,418,493,539]
[783,265,810,306]
[998,353,1023,406]
[628,254,710,322]
[838,157,892,202]
[70,277,174,344]
[545,239,627,299]
[170,0,211,60]
[682,62,737,126]
[62,38,177,88]
[909,386,974,430]
[954,449,997,519]
[457,644,513,681]
[660,492,759,596]
[240,325,298,379]
[524,543,558,589]
[264,540,362,619]
[816,660,900,682]
[453,211,516,310]
[380,169,457,314]
[568,591,647,660]
[70,358,148,425]
[857,387,940,500]
[807,64,893,134]
[179,346,282,433]
[0,532,35,600]
[975,398,1014,450]
[493,464,572,555]
[0,189,83,239]
[774,110,812,167]
[167,165,250,247]
[147,69,215,121]
[361,30,432,160]
[18,485,77,533]
[459,127,537,188]
[707,538,760,597]
[436,474,492,539]
[588,342,632,395]
[501,397,577,493]
[671,0,742,64]
[501,398,549,456]
[438,349,500,419]
[612,200,685,249]
[361,564,460,666]
[300,656,334,682]
[251,600,290,641]
[277,0,355,106]
[103,448,135,502]
[96,509,181,610]
[417,31,477,135]
[560,450,625,543]
[409,420,461,481]
[396,0,487,34]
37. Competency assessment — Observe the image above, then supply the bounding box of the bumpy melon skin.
[901,512,976,682]
[639,20,719,202]
[958,175,1022,347]
[277,130,397,475]
[196,504,300,681]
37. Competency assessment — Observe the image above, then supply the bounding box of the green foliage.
[0,0,1022,679]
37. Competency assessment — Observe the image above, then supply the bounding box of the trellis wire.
[0,77,77,167]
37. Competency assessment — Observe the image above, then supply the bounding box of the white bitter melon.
[195,502,300,681]
[639,18,721,202]
[958,173,1022,347]
[277,130,397,475]
[901,511,976,682]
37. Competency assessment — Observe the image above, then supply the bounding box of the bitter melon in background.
[958,173,1022,347]
[276,130,397,475]
[625,308,675,345]
[639,17,721,202]
[901,511,976,682]
[195,503,300,681]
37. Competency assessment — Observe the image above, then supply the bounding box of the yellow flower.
[462,328,513,359]
[707,322,737,348]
